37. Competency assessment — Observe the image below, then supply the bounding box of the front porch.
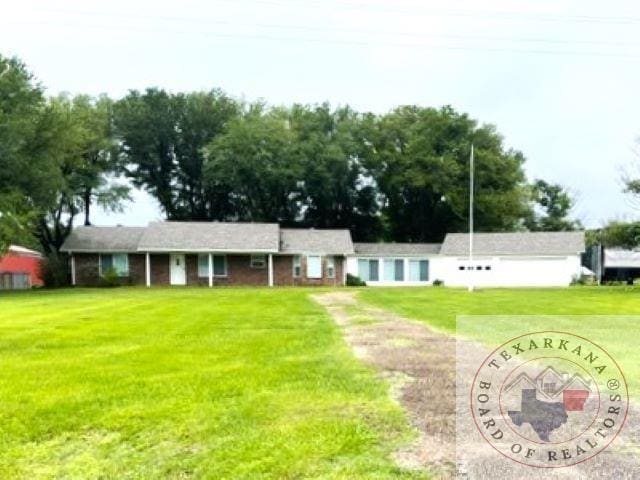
[145,252,275,287]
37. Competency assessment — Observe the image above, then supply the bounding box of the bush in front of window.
[346,273,366,287]
[99,268,121,288]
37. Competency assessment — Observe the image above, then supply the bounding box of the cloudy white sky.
[3,0,640,227]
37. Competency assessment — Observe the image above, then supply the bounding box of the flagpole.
[468,144,474,292]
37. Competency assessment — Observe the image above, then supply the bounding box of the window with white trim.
[306,255,322,279]
[326,256,335,279]
[409,259,429,282]
[293,255,301,277]
[250,254,266,269]
[357,258,379,282]
[100,253,129,276]
[197,254,227,277]
[383,258,404,281]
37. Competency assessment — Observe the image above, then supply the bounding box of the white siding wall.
[348,254,581,287]
[346,255,443,286]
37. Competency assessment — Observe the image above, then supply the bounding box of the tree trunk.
[83,187,92,226]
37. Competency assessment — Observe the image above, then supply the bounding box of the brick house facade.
[62,222,352,288]
[73,252,345,287]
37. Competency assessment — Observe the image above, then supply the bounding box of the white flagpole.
[468,144,474,292]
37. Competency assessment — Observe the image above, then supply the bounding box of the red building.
[0,245,44,290]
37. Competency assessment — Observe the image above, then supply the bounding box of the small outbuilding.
[437,232,585,287]
[0,245,44,290]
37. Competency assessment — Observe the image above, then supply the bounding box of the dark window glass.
[394,259,404,281]
[419,260,429,281]
[369,259,379,281]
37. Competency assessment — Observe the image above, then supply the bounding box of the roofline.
[281,251,354,255]
[137,247,279,253]
[62,249,139,253]
[351,253,440,257]
[442,252,584,256]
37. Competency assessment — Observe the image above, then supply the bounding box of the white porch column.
[70,253,76,286]
[268,254,274,287]
[145,252,151,287]
[208,253,213,287]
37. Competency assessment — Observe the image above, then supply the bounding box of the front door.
[170,254,186,285]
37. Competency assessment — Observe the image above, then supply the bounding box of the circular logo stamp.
[470,331,628,468]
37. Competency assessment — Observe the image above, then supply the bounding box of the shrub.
[432,279,444,287]
[346,273,366,287]
[40,253,69,288]
[99,268,121,287]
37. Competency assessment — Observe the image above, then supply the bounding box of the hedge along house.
[60,222,353,287]
[346,243,443,286]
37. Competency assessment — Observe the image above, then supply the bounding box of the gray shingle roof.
[280,229,354,254]
[440,231,586,256]
[138,222,280,252]
[60,226,146,252]
[354,243,441,255]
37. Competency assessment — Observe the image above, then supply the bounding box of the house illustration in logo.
[505,366,592,403]
[504,366,593,441]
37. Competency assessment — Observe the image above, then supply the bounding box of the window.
[307,255,322,278]
[293,255,302,277]
[357,259,379,282]
[409,260,429,282]
[250,254,266,269]
[198,255,207,277]
[458,265,465,271]
[326,256,335,279]
[384,258,404,281]
[197,254,227,277]
[485,265,491,271]
[213,256,226,276]
[100,253,129,276]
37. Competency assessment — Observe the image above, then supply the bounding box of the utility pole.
[468,144,474,292]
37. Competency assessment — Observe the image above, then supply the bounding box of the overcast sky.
[3,0,640,228]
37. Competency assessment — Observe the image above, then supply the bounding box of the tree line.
[1,54,580,261]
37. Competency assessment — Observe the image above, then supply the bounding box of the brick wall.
[129,254,146,285]
[73,252,344,287]
[74,253,100,286]
[150,254,170,285]
[225,255,269,285]
[274,254,344,286]
[74,253,145,286]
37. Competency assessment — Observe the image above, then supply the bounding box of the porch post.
[208,253,213,287]
[70,252,76,286]
[145,252,151,287]
[268,254,274,287]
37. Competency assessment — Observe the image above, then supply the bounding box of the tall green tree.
[289,104,382,240]
[0,55,61,253]
[114,88,239,220]
[525,179,580,232]
[36,95,129,253]
[203,104,302,222]
[588,221,640,248]
[368,106,530,242]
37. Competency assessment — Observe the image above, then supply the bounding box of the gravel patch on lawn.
[313,291,640,480]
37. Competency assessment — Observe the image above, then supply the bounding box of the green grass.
[358,286,640,396]
[0,288,425,479]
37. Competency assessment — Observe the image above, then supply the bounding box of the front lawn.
[358,286,640,395]
[0,288,423,479]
